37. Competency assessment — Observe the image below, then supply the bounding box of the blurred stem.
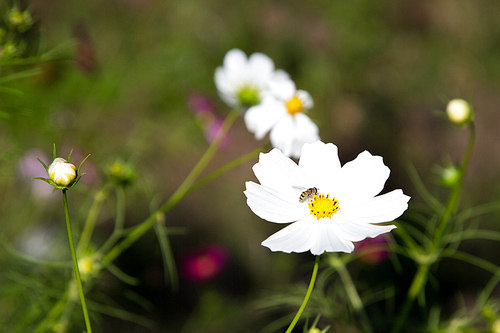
[431,123,475,248]
[101,107,240,267]
[77,183,112,256]
[285,255,320,333]
[63,190,92,333]
[391,264,429,333]
[392,123,475,333]
[187,145,266,196]
[329,254,373,333]
[98,185,127,255]
[33,293,68,333]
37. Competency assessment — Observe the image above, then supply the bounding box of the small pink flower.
[187,92,231,148]
[18,149,53,200]
[354,235,390,265]
[181,245,228,282]
[188,91,216,115]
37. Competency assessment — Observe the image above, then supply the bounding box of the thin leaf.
[106,263,140,285]
[0,68,42,84]
[0,236,70,268]
[406,161,443,212]
[87,300,156,329]
[154,216,179,292]
[442,250,500,275]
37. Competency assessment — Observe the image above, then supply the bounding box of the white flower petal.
[269,113,320,158]
[245,182,308,223]
[223,49,248,76]
[268,78,296,101]
[336,151,390,203]
[245,139,409,255]
[296,89,314,109]
[252,148,309,189]
[214,49,279,108]
[271,69,291,82]
[244,96,287,140]
[338,189,410,223]
[248,52,275,82]
[214,68,238,107]
[311,221,355,254]
[261,219,318,253]
[298,141,341,190]
[333,215,396,242]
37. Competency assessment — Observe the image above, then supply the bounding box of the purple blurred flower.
[187,92,231,148]
[18,149,53,200]
[181,245,228,282]
[188,91,217,115]
[354,235,390,265]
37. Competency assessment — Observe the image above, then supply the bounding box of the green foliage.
[2,1,500,332]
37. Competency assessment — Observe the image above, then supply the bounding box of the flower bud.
[106,159,136,186]
[48,158,77,187]
[446,99,474,126]
[493,319,500,333]
[308,325,330,333]
[5,7,33,33]
[437,165,461,188]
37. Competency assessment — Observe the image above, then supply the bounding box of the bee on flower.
[244,141,410,255]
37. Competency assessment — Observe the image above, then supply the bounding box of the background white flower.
[244,77,319,158]
[214,48,288,108]
[244,141,410,255]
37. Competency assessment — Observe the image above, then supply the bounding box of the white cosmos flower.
[214,48,288,108]
[48,157,77,187]
[244,141,410,255]
[244,77,319,158]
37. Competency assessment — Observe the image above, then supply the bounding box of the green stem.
[33,293,68,333]
[77,184,112,256]
[432,123,475,248]
[187,145,265,196]
[392,123,475,333]
[391,264,429,333]
[101,107,240,266]
[63,190,92,333]
[330,255,373,333]
[285,255,320,333]
[98,186,127,255]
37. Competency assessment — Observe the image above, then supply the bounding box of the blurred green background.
[2,0,500,332]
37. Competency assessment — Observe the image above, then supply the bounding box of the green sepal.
[36,157,49,173]
[77,154,91,175]
[67,148,73,162]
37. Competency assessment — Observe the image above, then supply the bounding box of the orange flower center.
[286,95,303,115]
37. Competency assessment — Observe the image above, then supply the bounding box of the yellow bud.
[48,158,77,186]
[446,99,473,126]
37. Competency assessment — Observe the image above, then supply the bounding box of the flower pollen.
[286,95,303,115]
[308,193,339,220]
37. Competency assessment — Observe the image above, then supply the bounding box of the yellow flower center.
[308,193,339,220]
[286,95,303,115]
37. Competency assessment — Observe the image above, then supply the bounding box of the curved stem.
[101,107,240,266]
[98,186,127,255]
[392,123,475,333]
[77,183,112,256]
[285,255,320,333]
[63,190,92,333]
[432,123,475,248]
[330,254,373,333]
